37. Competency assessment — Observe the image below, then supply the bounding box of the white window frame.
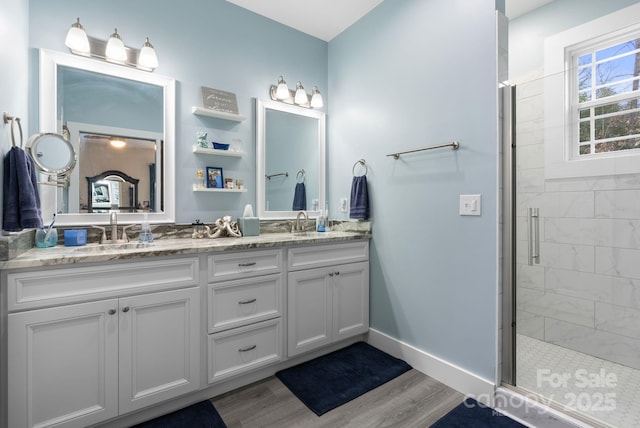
[544,2,640,179]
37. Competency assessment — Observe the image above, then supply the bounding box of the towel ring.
[296,169,305,183]
[3,112,23,148]
[352,159,368,177]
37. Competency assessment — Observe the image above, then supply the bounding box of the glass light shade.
[105,29,127,61]
[138,37,159,69]
[275,76,289,100]
[294,82,308,105]
[310,87,323,108]
[64,18,90,53]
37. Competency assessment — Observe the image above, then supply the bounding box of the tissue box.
[237,217,259,236]
[64,229,87,246]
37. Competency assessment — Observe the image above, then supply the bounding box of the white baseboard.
[367,328,496,406]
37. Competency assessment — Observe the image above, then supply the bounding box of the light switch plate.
[340,197,348,212]
[459,194,481,216]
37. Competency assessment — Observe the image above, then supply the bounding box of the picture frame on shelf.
[206,166,224,188]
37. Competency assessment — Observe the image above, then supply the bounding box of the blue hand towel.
[292,182,306,210]
[3,147,43,232]
[350,175,370,220]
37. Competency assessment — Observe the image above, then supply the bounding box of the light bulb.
[294,82,308,105]
[275,76,289,100]
[138,37,158,69]
[310,86,323,108]
[105,28,127,62]
[65,18,90,53]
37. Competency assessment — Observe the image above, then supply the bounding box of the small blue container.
[64,229,87,246]
[212,142,230,150]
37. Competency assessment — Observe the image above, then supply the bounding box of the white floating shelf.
[192,106,247,122]
[192,145,244,157]
[193,186,247,193]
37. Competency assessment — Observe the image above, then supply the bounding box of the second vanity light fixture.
[64,18,159,71]
[270,76,323,108]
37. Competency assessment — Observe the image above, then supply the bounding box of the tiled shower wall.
[515,70,640,371]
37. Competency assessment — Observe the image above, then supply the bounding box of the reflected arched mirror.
[256,99,326,219]
[87,170,139,213]
[38,49,175,226]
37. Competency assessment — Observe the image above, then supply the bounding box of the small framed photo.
[206,166,224,189]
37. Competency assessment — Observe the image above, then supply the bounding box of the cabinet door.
[287,267,333,356]
[8,299,119,428]
[333,261,370,341]
[118,287,200,414]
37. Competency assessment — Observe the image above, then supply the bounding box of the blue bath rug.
[431,398,526,428]
[133,400,226,428]
[276,341,412,416]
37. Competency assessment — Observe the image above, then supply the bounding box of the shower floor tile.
[517,334,640,428]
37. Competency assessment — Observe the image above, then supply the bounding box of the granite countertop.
[0,231,370,270]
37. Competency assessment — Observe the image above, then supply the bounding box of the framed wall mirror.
[256,98,326,219]
[38,49,175,226]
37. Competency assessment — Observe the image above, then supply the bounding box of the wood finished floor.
[211,369,464,428]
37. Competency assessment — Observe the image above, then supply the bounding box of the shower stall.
[502,7,640,426]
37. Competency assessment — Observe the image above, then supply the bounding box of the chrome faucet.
[292,210,308,233]
[91,212,132,244]
[110,212,118,243]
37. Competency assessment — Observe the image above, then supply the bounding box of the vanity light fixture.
[269,76,323,109]
[64,18,159,72]
[138,37,159,69]
[310,86,324,108]
[294,82,308,105]
[275,76,289,100]
[64,18,90,53]
[105,28,127,62]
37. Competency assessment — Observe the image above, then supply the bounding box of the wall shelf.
[192,106,246,122]
[193,186,247,193]
[192,145,244,157]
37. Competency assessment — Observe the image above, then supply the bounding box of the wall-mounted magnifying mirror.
[26,132,77,176]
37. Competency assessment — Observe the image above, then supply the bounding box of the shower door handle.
[528,208,540,265]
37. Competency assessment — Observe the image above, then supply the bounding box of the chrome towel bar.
[387,141,459,160]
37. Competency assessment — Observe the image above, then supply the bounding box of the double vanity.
[0,230,370,428]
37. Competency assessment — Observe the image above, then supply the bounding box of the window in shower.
[574,36,640,156]
[543,8,640,179]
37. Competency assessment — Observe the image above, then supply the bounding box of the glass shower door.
[511,72,640,428]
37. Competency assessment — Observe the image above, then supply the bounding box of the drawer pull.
[122,306,130,313]
[238,262,257,267]
[335,271,340,276]
[238,344,257,352]
[238,298,257,305]
[108,309,117,315]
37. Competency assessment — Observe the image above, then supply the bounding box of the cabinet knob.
[335,271,340,276]
[238,262,256,267]
[329,273,334,277]
[238,298,257,305]
[108,309,117,315]
[122,306,130,313]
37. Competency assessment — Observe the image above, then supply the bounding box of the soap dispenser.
[139,212,153,243]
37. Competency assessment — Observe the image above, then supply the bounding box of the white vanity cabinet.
[206,249,284,383]
[287,241,369,357]
[5,257,201,428]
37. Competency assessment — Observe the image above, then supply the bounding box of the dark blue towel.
[350,175,369,219]
[292,182,306,210]
[3,147,43,232]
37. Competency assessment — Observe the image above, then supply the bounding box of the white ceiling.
[225,0,384,41]
[226,0,554,42]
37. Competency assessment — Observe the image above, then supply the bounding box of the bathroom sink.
[72,242,153,253]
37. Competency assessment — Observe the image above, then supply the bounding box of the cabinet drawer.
[6,257,199,312]
[288,241,368,271]
[208,274,282,333]
[208,249,282,282]
[207,318,282,383]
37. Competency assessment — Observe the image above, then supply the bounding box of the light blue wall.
[328,0,499,380]
[509,0,640,80]
[0,0,30,229]
[28,0,328,224]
